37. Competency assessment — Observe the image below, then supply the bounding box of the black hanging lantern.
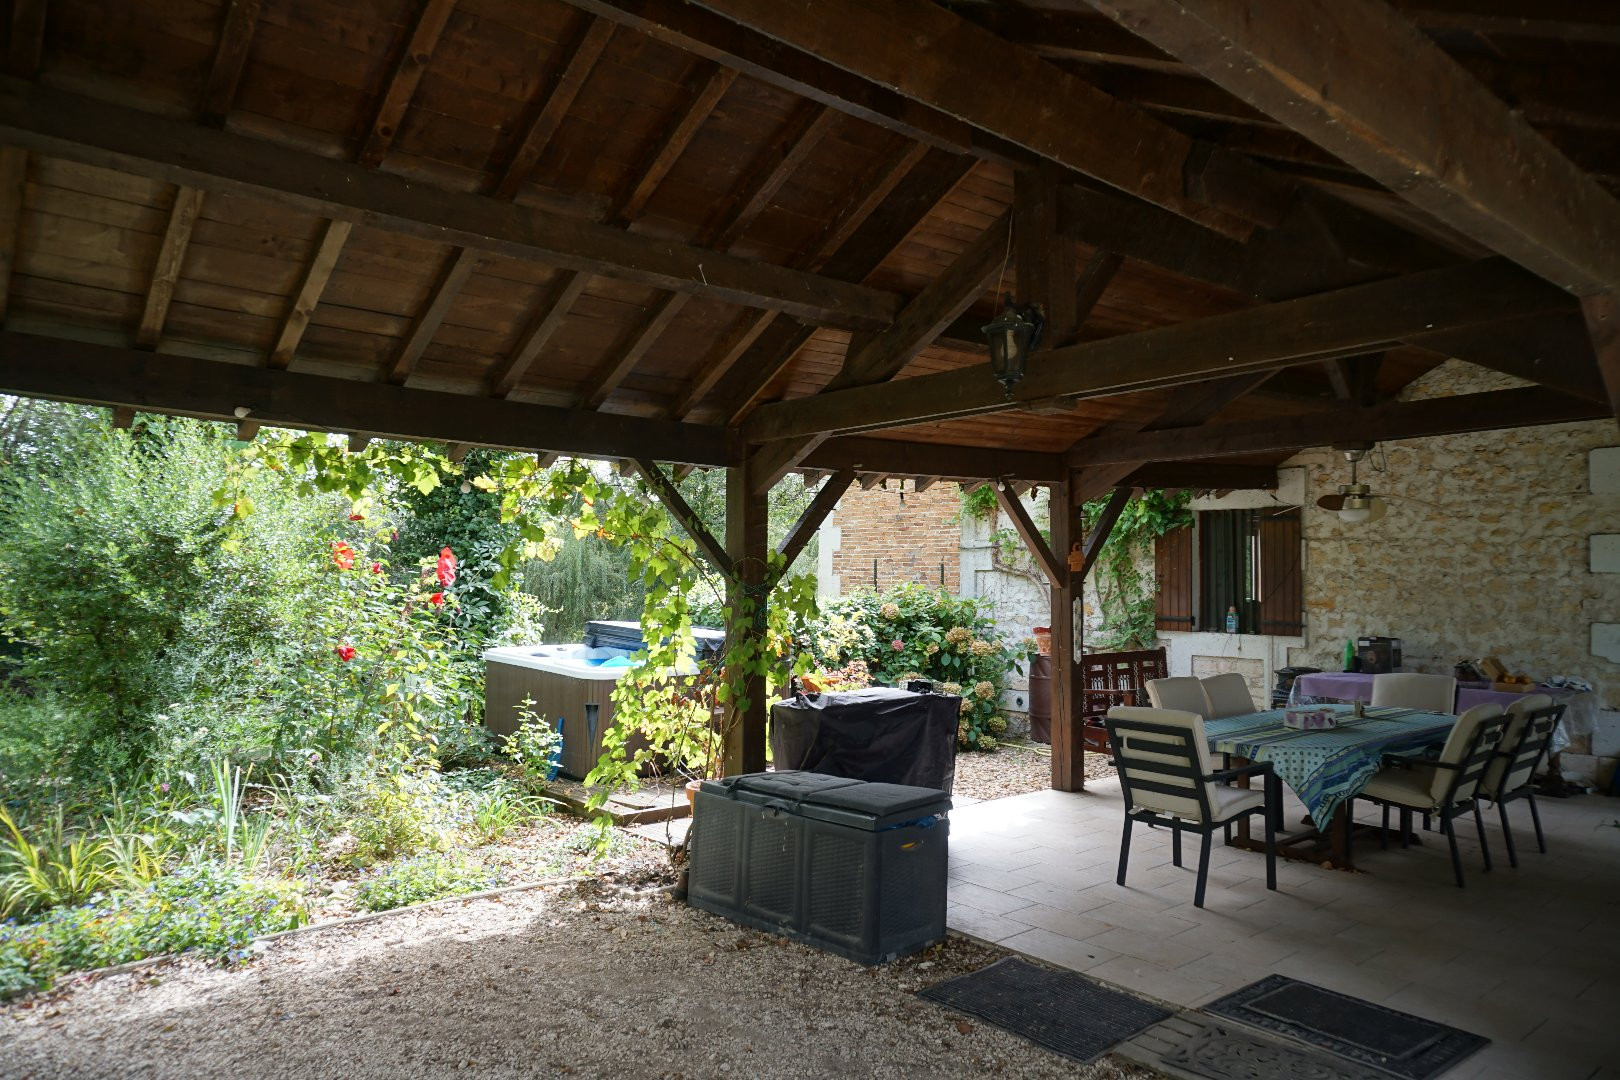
[981,295,1045,397]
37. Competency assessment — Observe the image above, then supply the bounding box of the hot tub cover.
[769,687,957,793]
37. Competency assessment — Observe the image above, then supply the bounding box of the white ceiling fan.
[1316,444,1388,524]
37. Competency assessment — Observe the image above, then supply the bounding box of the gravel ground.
[952,740,1116,802]
[3,864,1164,1080]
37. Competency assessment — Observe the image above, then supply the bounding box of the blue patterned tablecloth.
[1204,705,1456,831]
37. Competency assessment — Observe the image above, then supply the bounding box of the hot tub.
[483,644,635,780]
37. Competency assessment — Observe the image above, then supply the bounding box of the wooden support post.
[1048,479,1082,792]
[724,453,770,775]
[1580,292,1620,432]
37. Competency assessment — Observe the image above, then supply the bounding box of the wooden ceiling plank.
[0,79,899,332]
[198,0,263,126]
[493,16,615,200]
[619,64,737,222]
[745,258,1576,442]
[270,219,353,371]
[632,457,735,575]
[678,0,1264,237]
[0,331,731,465]
[993,480,1062,581]
[0,146,25,323]
[134,186,206,349]
[777,467,853,571]
[7,0,47,79]
[1081,0,1620,294]
[388,246,482,385]
[357,0,460,167]
[579,292,691,409]
[487,271,591,398]
[1069,385,1606,465]
[1579,293,1620,429]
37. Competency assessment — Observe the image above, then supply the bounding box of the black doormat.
[1202,975,1488,1080]
[918,956,1173,1064]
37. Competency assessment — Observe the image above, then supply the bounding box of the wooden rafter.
[577,103,839,411]
[269,219,352,370]
[993,480,1062,582]
[198,0,262,126]
[1067,386,1606,465]
[134,186,205,348]
[663,0,1278,236]
[493,16,615,200]
[486,273,590,398]
[7,0,46,79]
[633,457,734,576]
[747,209,1013,491]
[0,79,899,332]
[744,259,1575,442]
[0,145,25,323]
[386,246,482,385]
[620,64,736,222]
[1389,0,1620,44]
[1081,0,1620,294]
[0,331,730,466]
[357,0,459,167]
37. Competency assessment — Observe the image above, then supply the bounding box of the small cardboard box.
[1479,656,1508,682]
[1284,708,1337,730]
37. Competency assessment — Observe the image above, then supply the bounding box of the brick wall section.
[828,480,962,594]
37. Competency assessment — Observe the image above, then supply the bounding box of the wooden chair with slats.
[1079,647,1169,757]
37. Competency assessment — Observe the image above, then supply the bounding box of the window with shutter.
[1154,507,1302,637]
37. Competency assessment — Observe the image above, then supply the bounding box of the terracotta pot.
[1032,626,1052,656]
[684,779,704,809]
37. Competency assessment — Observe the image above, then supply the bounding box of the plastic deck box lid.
[700,770,950,831]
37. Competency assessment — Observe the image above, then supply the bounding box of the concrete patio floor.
[946,776,1620,1080]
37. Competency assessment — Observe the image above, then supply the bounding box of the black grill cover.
[769,687,957,793]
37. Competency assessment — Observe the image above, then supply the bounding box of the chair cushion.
[1201,673,1256,719]
[1210,784,1265,820]
[1145,677,1211,717]
[1360,765,1439,810]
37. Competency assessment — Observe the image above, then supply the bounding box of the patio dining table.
[1204,704,1457,867]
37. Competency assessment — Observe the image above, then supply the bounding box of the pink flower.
[891,639,905,651]
[429,592,445,606]
[435,546,458,587]
[370,561,382,574]
[331,541,355,570]
[335,644,356,662]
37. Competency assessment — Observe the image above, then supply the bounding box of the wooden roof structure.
[1,0,1615,499]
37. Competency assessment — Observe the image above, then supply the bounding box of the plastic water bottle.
[1225,606,1239,634]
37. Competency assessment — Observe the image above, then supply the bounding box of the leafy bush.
[328,767,452,868]
[500,701,563,788]
[353,851,501,912]
[0,864,306,999]
[801,583,1031,750]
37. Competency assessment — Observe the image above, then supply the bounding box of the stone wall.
[1283,360,1619,788]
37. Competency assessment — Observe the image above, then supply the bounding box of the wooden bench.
[1080,647,1168,757]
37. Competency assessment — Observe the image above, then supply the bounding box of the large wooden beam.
[1067,386,1607,465]
[803,437,1065,484]
[992,480,1062,582]
[134,186,206,348]
[6,0,46,79]
[1580,293,1620,430]
[1081,0,1620,294]
[633,457,734,576]
[1118,463,1279,490]
[1415,316,1609,404]
[0,332,730,464]
[680,0,1273,237]
[0,78,899,332]
[745,259,1575,442]
[776,468,854,573]
[0,146,25,323]
[357,0,459,166]
[1390,0,1620,44]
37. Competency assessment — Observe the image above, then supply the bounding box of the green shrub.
[331,767,452,868]
[800,583,1032,750]
[353,851,501,912]
[0,807,114,921]
[499,701,563,788]
[0,864,306,999]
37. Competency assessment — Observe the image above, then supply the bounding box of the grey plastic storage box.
[686,771,951,966]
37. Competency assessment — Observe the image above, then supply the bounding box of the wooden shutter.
[1257,508,1304,636]
[1154,524,1194,631]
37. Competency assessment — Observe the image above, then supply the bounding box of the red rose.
[349,513,364,521]
[370,562,382,574]
[335,644,356,662]
[435,546,458,587]
[429,592,445,606]
[331,541,355,570]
